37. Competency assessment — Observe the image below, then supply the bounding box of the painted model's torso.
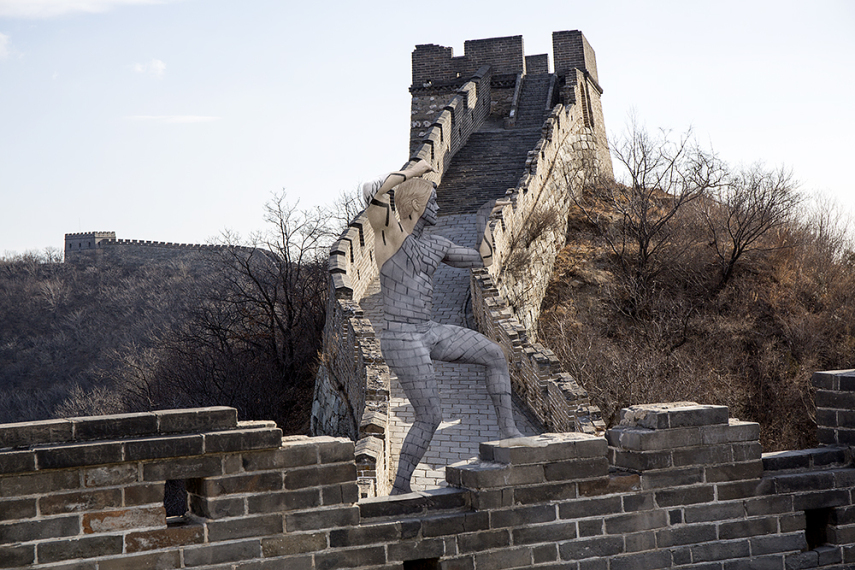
[379,230,449,325]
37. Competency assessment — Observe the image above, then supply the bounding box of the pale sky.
[1,0,853,255]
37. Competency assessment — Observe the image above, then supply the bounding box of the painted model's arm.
[362,159,434,224]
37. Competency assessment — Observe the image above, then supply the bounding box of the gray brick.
[188,494,245,518]
[143,455,223,481]
[329,523,400,547]
[623,530,655,552]
[750,532,807,554]
[544,457,609,481]
[621,492,654,512]
[609,448,671,471]
[604,510,667,534]
[578,518,604,537]
[261,532,327,556]
[39,488,122,515]
[654,485,714,507]
[247,488,319,513]
[0,418,73,448]
[423,512,488,537]
[284,463,356,490]
[183,539,261,567]
[704,461,763,482]
[606,426,700,451]
[0,469,80,497]
[640,466,703,489]
[0,516,79,544]
[97,550,182,570]
[609,549,672,570]
[792,489,849,510]
[559,535,623,560]
[692,539,750,561]
[285,506,359,531]
[388,538,446,561]
[723,554,783,569]
[73,413,157,441]
[84,463,138,487]
[0,544,34,567]
[125,434,203,461]
[512,522,576,545]
[315,546,387,570]
[684,501,744,523]
[0,450,35,474]
[717,477,774,500]
[204,427,282,453]
[190,471,283,496]
[492,504,555,528]
[513,481,578,504]
[656,523,717,547]
[0,497,36,521]
[155,407,237,434]
[36,441,123,469]
[125,483,165,506]
[37,535,123,564]
[719,516,777,539]
[458,529,511,552]
[207,514,283,541]
[558,496,622,520]
[475,546,533,569]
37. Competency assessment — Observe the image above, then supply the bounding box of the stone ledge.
[0,407,238,450]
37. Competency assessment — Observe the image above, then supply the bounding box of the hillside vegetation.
[0,193,333,434]
[540,126,855,451]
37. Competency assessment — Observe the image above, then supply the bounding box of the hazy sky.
[1,0,852,255]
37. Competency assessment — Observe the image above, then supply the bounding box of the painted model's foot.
[500,428,526,439]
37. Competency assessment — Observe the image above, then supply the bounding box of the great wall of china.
[9,30,855,569]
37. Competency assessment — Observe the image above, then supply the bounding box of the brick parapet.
[3,394,855,568]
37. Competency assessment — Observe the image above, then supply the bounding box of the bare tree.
[704,164,801,291]
[574,121,725,313]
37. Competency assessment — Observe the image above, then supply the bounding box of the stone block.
[621,493,654,513]
[732,442,762,461]
[285,506,359,532]
[36,441,124,470]
[704,461,763,483]
[792,489,849,511]
[671,443,734,467]
[684,501,746,523]
[387,538,446,562]
[84,464,139,487]
[284,462,356,490]
[329,522,400,548]
[655,524,718,548]
[82,505,165,534]
[97,550,182,570]
[557,496,621,521]
[0,515,79,544]
[37,535,124,564]
[247,488,320,514]
[543,457,609,482]
[816,389,855,410]
[700,420,760,445]
[124,483,165,506]
[718,516,778,539]
[750,532,807,555]
[206,514,284,542]
[773,471,835,493]
[654,485,715,507]
[0,544,34,567]
[639,466,703,489]
[513,481,578,504]
[0,418,73,449]
[558,535,623,560]
[458,529,512,552]
[609,549,672,570]
[73,413,158,442]
[142,455,223,481]
[812,370,855,391]
[606,426,700,451]
[0,450,34,474]
[125,434,203,461]
[155,407,238,434]
[619,403,728,430]
[0,498,35,521]
[316,437,356,464]
[191,471,283,497]
[691,539,750,562]
[450,459,544,489]
[469,489,513,510]
[262,532,327,556]
[40,488,123,515]
[491,504,555,528]
[578,518,604,537]
[204,427,282,453]
[623,530,656,553]
[480,433,606,464]
[188,494,245,518]
[716,477,774,501]
[125,524,205,552]
[474,546,534,570]
[604,510,668,534]
[423,512,488,537]
[182,539,261,567]
[0,469,81,497]
[609,448,672,471]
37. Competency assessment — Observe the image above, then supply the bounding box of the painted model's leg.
[381,335,441,495]
[429,325,524,439]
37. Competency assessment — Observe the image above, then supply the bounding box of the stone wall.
[64,232,250,270]
[4,370,855,568]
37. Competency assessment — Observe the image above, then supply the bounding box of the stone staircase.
[435,73,553,216]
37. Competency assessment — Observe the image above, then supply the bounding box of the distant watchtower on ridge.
[64,231,116,264]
